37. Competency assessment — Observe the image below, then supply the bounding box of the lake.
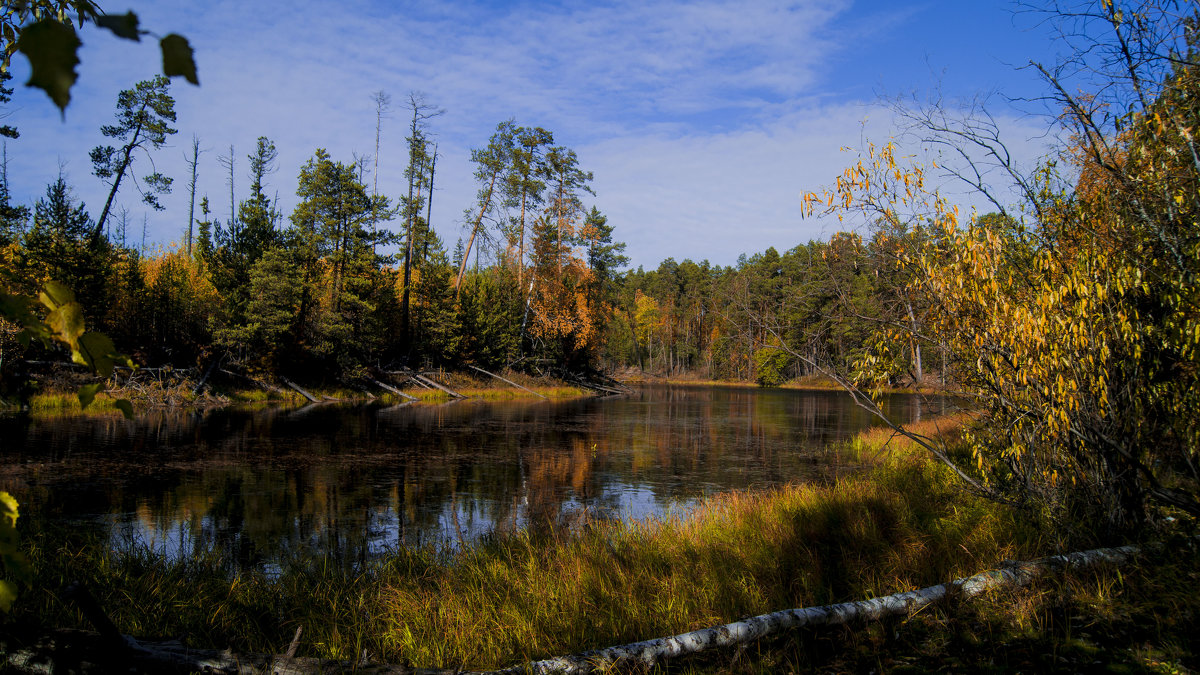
[0,385,941,569]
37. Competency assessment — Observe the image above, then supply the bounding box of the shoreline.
[8,371,951,418]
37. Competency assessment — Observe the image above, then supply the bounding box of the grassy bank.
[9,415,1196,672]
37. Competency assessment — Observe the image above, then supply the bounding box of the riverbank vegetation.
[7,414,1195,672]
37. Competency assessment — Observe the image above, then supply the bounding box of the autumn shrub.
[802,2,1200,542]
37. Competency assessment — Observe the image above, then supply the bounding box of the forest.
[0,74,936,395]
[0,76,633,385]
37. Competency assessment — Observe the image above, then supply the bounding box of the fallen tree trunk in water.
[0,544,1142,674]
[279,376,318,403]
[469,365,547,399]
[370,377,418,401]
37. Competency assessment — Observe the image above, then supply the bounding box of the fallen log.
[385,371,432,389]
[371,377,418,401]
[279,377,318,403]
[469,365,546,399]
[192,358,221,395]
[594,373,634,394]
[494,544,1140,674]
[219,368,285,394]
[562,375,624,396]
[402,369,465,399]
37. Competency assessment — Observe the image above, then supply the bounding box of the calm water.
[0,385,941,569]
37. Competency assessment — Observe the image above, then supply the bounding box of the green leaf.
[46,301,85,347]
[38,280,76,310]
[0,492,17,529]
[160,34,198,85]
[114,399,134,420]
[96,11,140,41]
[16,19,81,113]
[77,382,104,409]
[74,331,120,377]
[0,580,16,613]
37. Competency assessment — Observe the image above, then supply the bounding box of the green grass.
[24,392,129,416]
[8,413,1197,672]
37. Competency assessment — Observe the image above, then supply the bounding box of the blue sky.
[3,0,1071,269]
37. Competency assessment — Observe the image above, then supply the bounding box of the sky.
[2,0,1078,270]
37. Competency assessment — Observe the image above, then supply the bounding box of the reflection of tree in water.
[0,387,938,569]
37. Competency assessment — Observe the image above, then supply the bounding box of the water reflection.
[0,385,943,569]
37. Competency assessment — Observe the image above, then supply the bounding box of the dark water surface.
[0,385,940,569]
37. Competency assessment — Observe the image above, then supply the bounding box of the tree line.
[0,76,627,385]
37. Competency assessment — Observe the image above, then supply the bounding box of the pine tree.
[89,75,177,242]
[19,175,110,316]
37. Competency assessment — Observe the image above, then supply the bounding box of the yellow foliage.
[806,113,1200,533]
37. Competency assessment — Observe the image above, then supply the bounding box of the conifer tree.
[89,75,177,243]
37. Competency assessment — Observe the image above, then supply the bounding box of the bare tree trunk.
[518,188,527,288]
[184,135,202,257]
[423,144,436,263]
[905,299,923,383]
[217,144,236,227]
[455,170,499,297]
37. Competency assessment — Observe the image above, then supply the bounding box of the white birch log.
[279,377,319,402]
[496,544,1140,674]
[412,372,466,399]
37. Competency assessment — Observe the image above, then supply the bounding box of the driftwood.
[469,365,547,399]
[417,373,465,399]
[192,358,221,395]
[593,373,634,395]
[279,377,319,403]
[370,377,418,401]
[220,368,285,394]
[395,369,465,399]
[3,545,1141,675]
[562,375,625,396]
[385,371,432,389]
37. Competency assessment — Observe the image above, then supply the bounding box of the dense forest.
[0,75,636,383]
[0,72,926,391]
